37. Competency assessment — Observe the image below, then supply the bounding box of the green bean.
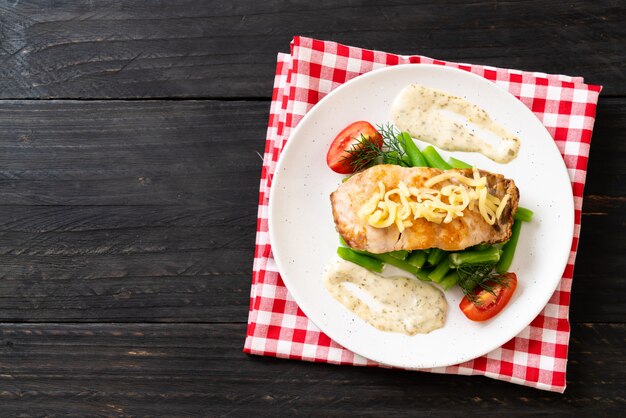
[422,146,452,170]
[398,132,428,167]
[448,157,472,169]
[514,206,534,222]
[428,256,451,283]
[383,151,400,165]
[356,251,430,281]
[439,271,460,290]
[449,247,501,267]
[496,220,522,273]
[471,243,492,251]
[427,248,447,266]
[368,252,429,280]
[381,150,411,167]
[413,268,432,282]
[406,250,428,269]
[388,250,409,260]
[337,247,384,273]
[339,235,425,278]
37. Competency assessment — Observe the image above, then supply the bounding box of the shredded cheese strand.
[361,172,510,229]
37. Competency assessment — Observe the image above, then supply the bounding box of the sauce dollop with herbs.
[324,259,447,335]
[391,84,520,163]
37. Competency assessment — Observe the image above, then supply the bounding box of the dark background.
[0,1,623,416]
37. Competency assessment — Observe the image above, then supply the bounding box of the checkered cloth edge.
[244,36,602,393]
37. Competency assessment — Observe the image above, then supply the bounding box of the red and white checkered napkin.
[244,36,602,392]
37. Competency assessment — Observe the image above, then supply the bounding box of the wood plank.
[0,100,268,205]
[0,0,622,99]
[0,323,623,415]
[0,206,256,322]
[584,97,626,197]
[573,196,625,322]
[570,97,625,322]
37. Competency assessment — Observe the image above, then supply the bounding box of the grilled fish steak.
[331,165,519,253]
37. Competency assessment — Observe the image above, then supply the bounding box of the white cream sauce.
[323,259,447,335]
[391,84,520,163]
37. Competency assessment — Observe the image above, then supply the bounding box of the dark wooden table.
[0,1,623,416]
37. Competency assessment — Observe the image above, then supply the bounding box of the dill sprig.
[342,123,410,173]
[377,123,410,165]
[342,133,385,173]
[456,264,511,305]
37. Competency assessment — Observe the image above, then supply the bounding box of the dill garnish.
[343,123,411,173]
[456,264,511,304]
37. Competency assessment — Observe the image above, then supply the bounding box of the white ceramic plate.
[268,64,574,369]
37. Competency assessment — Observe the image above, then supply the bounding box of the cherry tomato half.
[326,121,383,174]
[459,273,518,322]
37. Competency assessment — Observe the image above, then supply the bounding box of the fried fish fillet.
[331,165,519,253]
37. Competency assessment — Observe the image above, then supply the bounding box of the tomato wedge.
[326,121,383,174]
[459,273,518,321]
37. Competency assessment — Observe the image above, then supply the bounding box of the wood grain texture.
[584,98,626,196]
[0,1,623,413]
[0,206,257,322]
[0,100,266,322]
[0,100,267,205]
[0,323,624,416]
[573,197,624,323]
[0,0,623,99]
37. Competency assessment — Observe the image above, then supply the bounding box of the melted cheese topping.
[358,169,510,230]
